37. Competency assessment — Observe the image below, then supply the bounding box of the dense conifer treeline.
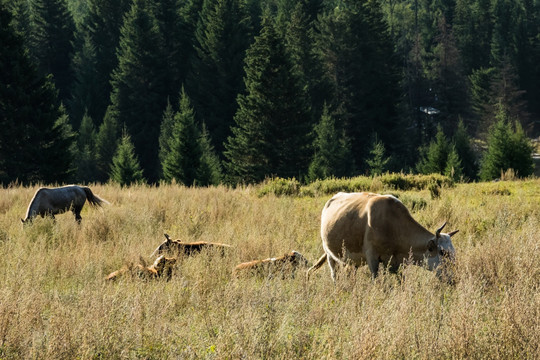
[1,0,537,185]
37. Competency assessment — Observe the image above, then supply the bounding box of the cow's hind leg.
[73,208,82,224]
[365,248,380,278]
[327,255,338,283]
[306,253,327,280]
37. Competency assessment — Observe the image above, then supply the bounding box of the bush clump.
[256,173,454,197]
[257,177,300,197]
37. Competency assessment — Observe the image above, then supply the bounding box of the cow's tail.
[83,187,109,207]
[306,253,327,280]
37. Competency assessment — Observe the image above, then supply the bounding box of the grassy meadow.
[0,178,539,359]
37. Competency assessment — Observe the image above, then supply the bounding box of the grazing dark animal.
[307,192,458,282]
[21,185,108,224]
[106,255,177,281]
[150,233,233,258]
[233,251,310,278]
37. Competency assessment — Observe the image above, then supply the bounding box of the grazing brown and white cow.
[233,251,310,278]
[307,192,458,282]
[106,255,177,281]
[150,233,233,258]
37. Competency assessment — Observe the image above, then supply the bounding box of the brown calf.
[150,233,233,257]
[106,255,177,281]
[233,251,310,278]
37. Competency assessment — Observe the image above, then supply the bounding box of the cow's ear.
[427,239,437,252]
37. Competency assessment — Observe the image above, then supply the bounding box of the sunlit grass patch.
[0,178,538,359]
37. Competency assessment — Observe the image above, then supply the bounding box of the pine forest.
[1,0,539,186]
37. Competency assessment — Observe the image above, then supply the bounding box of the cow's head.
[426,222,458,280]
[150,233,175,257]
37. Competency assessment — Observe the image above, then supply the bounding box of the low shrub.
[257,173,454,197]
[257,177,300,197]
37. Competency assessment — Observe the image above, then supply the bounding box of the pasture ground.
[0,180,539,359]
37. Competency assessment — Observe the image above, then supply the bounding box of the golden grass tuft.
[0,179,539,359]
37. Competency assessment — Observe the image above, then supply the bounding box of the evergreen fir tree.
[283,1,328,123]
[108,0,168,181]
[307,104,351,181]
[70,0,131,124]
[488,57,529,130]
[162,88,202,186]
[197,123,223,186]
[154,0,193,99]
[315,0,401,172]
[516,0,540,120]
[224,11,312,184]
[109,129,145,186]
[453,119,478,180]
[428,16,469,133]
[158,99,176,174]
[69,33,99,129]
[187,0,252,156]
[416,125,451,174]
[48,105,77,182]
[469,67,496,135]
[490,0,521,66]
[27,0,75,103]
[479,113,512,181]
[75,112,99,183]
[95,110,120,182]
[444,145,463,181]
[1,6,75,184]
[453,0,492,74]
[479,106,534,181]
[7,0,33,41]
[365,135,391,177]
[508,120,534,178]
[67,0,87,24]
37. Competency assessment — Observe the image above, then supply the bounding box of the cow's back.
[321,192,432,265]
[321,192,374,259]
[40,186,85,211]
[363,193,432,256]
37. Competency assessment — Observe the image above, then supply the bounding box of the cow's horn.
[164,233,171,241]
[435,222,447,237]
[448,229,459,237]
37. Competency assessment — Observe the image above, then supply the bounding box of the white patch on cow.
[382,194,400,202]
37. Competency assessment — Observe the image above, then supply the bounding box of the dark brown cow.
[307,192,458,282]
[150,233,233,257]
[233,251,310,278]
[106,255,177,281]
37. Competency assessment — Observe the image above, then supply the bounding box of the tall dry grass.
[0,180,538,359]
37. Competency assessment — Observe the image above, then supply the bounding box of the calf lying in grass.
[233,251,310,279]
[150,233,233,257]
[106,255,177,281]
